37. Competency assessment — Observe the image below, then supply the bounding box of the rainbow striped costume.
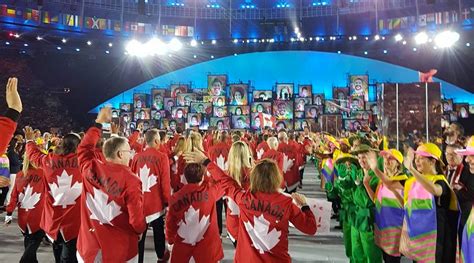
[321,158,335,184]
[461,204,474,263]
[374,174,408,257]
[400,175,458,262]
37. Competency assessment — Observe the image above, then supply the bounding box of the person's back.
[77,111,146,263]
[166,163,224,263]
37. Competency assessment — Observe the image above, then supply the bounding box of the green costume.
[350,168,382,263]
[334,162,357,261]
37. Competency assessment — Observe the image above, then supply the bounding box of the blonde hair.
[250,159,282,193]
[228,141,253,186]
[184,131,204,153]
[22,155,36,175]
[173,137,186,155]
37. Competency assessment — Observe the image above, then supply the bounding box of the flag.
[378,19,386,31]
[390,18,401,30]
[144,23,152,34]
[137,23,145,33]
[6,8,15,17]
[42,11,50,23]
[418,14,427,26]
[461,8,471,20]
[98,18,107,30]
[23,8,32,20]
[435,12,442,24]
[50,13,59,24]
[452,11,458,23]
[162,25,175,35]
[130,22,138,31]
[258,113,276,128]
[113,20,121,31]
[175,26,187,36]
[401,17,409,28]
[443,11,450,24]
[63,14,78,27]
[426,13,435,24]
[187,26,194,37]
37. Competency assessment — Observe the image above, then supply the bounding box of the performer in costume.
[365,149,408,263]
[455,136,474,263]
[334,153,359,262]
[350,144,383,263]
[400,143,459,263]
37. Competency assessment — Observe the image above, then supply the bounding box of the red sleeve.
[166,202,178,245]
[159,154,171,205]
[77,126,101,173]
[207,162,245,204]
[26,142,46,168]
[5,172,20,214]
[128,131,143,153]
[130,155,139,174]
[125,178,147,234]
[289,204,317,235]
[0,116,17,154]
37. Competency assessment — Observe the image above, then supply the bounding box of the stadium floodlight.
[434,31,460,48]
[168,38,183,52]
[126,39,147,57]
[190,39,198,47]
[394,34,403,42]
[414,32,428,45]
[374,34,380,41]
[62,38,67,43]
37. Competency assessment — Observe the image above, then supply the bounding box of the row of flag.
[0,4,195,37]
[379,8,473,31]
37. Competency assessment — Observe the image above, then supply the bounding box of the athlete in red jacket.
[76,108,146,263]
[277,131,300,193]
[5,161,45,262]
[166,163,224,263]
[131,129,171,263]
[184,151,317,263]
[25,126,82,263]
[261,137,284,174]
[255,135,270,160]
[0,77,22,155]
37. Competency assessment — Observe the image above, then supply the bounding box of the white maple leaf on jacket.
[19,184,41,211]
[177,206,210,246]
[216,155,228,171]
[86,187,122,225]
[49,170,82,208]
[244,214,281,254]
[138,164,157,193]
[225,196,240,215]
[256,149,265,160]
[282,154,294,173]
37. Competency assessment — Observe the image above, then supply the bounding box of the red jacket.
[166,180,224,263]
[261,149,283,173]
[0,109,19,154]
[6,168,45,234]
[131,147,171,223]
[278,142,301,192]
[128,131,144,154]
[26,142,82,242]
[225,168,250,242]
[207,162,317,262]
[256,141,270,160]
[77,126,146,263]
[208,142,230,171]
[289,140,305,170]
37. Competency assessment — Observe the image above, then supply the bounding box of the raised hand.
[404,147,415,171]
[367,151,378,171]
[291,193,308,207]
[137,122,144,133]
[183,149,208,164]
[96,107,112,124]
[24,126,35,141]
[6,77,22,113]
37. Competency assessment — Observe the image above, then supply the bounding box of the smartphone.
[102,122,111,132]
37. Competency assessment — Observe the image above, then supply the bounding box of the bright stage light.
[193,55,197,58]
[246,39,250,43]
[364,51,368,55]
[374,34,380,41]
[290,38,295,42]
[414,32,428,45]
[168,38,183,52]
[211,55,214,59]
[467,43,471,47]
[75,48,80,52]
[233,39,238,43]
[126,39,147,57]
[234,53,237,56]
[190,39,198,47]
[108,42,113,47]
[295,27,299,33]
[413,47,417,52]
[147,38,167,55]
[315,37,320,41]
[337,51,341,54]
[57,46,61,50]
[62,38,67,43]
[87,41,92,46]
[36,36,43,41]
[299,37,305,42]
[211,39,217,45]
[5,41,10,45]
[434,31,460,48]
[402,40,407,45]
[24,43,28,47]
[383,50,388,54]
[352,36,357,40]
[394,34,403,42]
[253,39,257,43]
[105,50,110,54]
[14,33,20,38]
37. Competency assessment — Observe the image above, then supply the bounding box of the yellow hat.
[338,138,350,147]
[414,143,442,161]
[456,136,474,156]
[326,135,340,149]
[380,149,403,164]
